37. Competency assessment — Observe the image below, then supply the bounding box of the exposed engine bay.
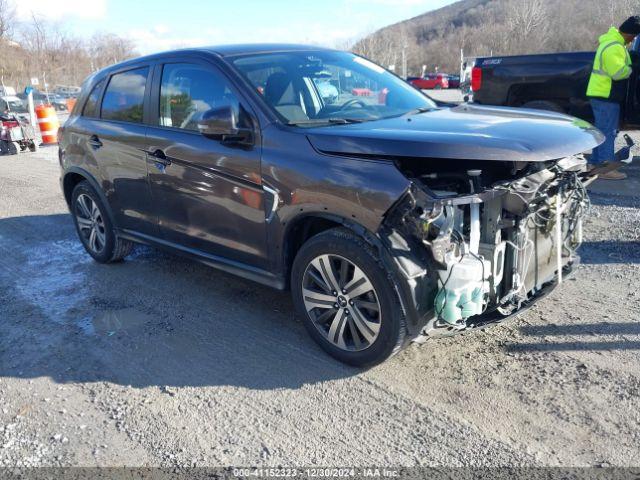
[380,155,593,338]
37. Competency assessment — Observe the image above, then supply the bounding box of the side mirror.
[197,105,253,145]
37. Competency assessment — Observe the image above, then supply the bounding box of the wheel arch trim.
[281,211,424,335]
[62,167,118,230]
[281,212,375,270]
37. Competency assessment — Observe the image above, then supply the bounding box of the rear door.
[145,59,269,269]
[64,67,157,237]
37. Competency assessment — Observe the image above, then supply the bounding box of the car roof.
[85,44,341,88]
[104,44,335,70]
[206,43,335,57]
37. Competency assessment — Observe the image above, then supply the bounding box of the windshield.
[231,50,437,126]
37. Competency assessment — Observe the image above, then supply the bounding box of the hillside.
[353,0,640,75]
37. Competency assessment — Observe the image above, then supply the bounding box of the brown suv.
[59,45,602,366]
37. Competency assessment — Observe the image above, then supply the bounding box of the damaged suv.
[59,45,602,366]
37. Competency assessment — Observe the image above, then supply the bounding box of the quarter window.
[82,79,105,118]
[159,63,239,131]
[101,67,149,123]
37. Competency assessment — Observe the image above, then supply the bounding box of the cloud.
[127,25,211,55]
[14,0,108,20]
[129,23,366,55]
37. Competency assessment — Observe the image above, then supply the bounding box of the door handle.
[88,135,102,150]
[146,149,172,167]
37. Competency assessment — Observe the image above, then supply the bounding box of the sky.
[11,0,457,54]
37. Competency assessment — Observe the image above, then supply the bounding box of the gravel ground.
[0,135,639,468]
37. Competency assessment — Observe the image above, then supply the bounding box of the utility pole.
[0,75,11,113]
[43,72,50,104]
[27,89,36,127]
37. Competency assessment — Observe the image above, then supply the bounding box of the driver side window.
[159,63,239,132]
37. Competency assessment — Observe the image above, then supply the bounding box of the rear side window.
[82,79,105,117]
[101,67,149,123]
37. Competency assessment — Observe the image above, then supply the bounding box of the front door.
[145,61,269,269]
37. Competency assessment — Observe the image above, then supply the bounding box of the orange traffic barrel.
[35,105,60,145]
[66,98,77,112]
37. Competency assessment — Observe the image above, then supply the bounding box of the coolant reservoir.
[434,252,490,325]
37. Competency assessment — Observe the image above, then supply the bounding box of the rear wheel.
[71,181,133,263]
[291,228,406,367]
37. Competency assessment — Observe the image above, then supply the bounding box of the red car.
[408,73,449,90]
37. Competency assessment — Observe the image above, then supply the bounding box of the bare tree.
[353,0,640,74]
[0,14,138,91]
[504,0,549,53]
[0,0,16,40]
[88,33,137,71]
[597,0,640,27]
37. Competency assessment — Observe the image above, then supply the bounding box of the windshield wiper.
[286,118,366,126]
[402,106,434,116]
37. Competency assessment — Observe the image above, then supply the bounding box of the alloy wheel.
[75,193,107,254]
[302,254,381,352]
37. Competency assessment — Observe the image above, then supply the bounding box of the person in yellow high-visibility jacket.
[587,16,640,180]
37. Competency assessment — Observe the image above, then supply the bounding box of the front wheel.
[291,228,407,367]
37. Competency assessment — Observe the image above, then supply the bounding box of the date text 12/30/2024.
[232,468,400,478]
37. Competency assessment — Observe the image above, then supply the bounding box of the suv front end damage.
[380,156,593,338]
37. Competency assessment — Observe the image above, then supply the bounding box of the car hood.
[305,104,604,162]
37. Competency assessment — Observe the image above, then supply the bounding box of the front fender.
[260,124,411,274]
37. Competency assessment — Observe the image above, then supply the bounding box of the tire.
[7,141,18,155]
[522,100,565,113]
[71,181,133,263]
[28,141,37,152]
[291,227,407,367]
[434,84,443,90]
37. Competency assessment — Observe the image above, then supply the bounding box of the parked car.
[407,73,449,90]
[18,91,44,106]
[0,86,17,97]
[17,91,67,112]
[351,87,373,96]
[59,45,600,366]
[54,86,81,97]
[50,94,69,112]
[0,95,27,114]
[447,74,460,89]
[470,38,640,125]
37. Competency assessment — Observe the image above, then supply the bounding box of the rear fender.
[62,167,117,230]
